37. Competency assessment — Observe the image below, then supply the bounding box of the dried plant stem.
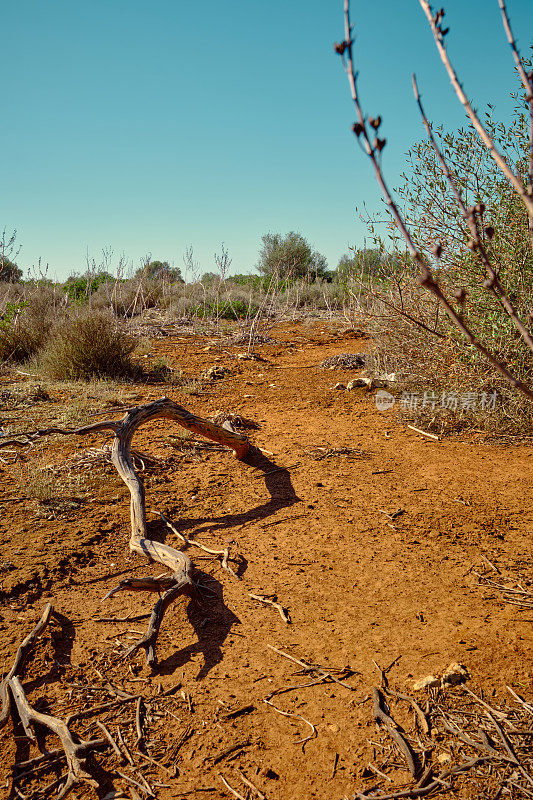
[412,74,533,355]
[418,0,533,230]
[249,593,291,623]
[339,0,533,402]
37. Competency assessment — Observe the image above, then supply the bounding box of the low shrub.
[38,311,140,380]
[92,278,163,317]
[362,273,533,436]
[0,284,65,363]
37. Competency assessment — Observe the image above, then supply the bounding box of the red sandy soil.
[0,318,531,799]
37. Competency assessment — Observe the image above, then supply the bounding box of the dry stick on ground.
[360,686,533,799]
[235,769,267,800]
[382,688,430,737]
[0,602,53,729]
[0,398,249,668]
[267,644,356,690]
[158,512,241,579]
[406,424,439,442]
[249,593,291,624]
[372,688,418,780]
[336,1,533,402]
[263,697,317,749]
[0,604,110,800]
[353,757,492,800]
[218,773,248,800]
[477,575,533,609]
[263,646,355,751]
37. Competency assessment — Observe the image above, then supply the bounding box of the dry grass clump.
[38,310,141,381]
[92,278,164,317]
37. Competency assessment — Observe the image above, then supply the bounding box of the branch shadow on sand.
[149,448,301,679]
[154,570,240,680]
[164,446,302,539]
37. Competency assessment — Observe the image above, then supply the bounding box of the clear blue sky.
[1,1,531,281]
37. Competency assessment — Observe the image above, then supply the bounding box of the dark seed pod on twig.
[369,116,382,130]
[374,137,386,152]
[334,41,347,55]
[351,122,364,136]
[453,288,467,304]
[484,226,495,240]
[439,27,449,36]
[418,270,433,289]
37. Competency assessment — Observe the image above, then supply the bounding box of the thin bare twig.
[263,698,317,748]
[418,0,533,228]
[337,1,533,401]
[249,593,291,624]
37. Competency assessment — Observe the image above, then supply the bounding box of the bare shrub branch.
[337,0,533,402]
[418,0,533,235]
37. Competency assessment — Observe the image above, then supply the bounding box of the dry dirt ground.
[0,318,531,800]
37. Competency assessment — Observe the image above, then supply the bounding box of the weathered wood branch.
[104,399,249,666]
[9,676,103,800]
[3,398,250,668]
[0,604,110,800]
[0,602,53,730]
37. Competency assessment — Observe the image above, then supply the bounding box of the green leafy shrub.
[256,232,328,279]
[64,271,115,303]
[135,259,184,282]
[0,257,23,282]
[38,311,140,380]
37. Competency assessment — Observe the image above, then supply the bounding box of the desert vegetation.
[335,0,533,437]
[1,205,531,432]
[0,3,532,800]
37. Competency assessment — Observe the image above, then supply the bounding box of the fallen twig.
[218,773,247,800]
[263,697,317,748]
[235,769,267,800]
[159,512,241,580]
[406,425,439,441]
[373,687,418,779]
[267,644,356,690]
[249,593,291,624]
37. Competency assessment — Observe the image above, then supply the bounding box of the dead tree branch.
[1,604,110,799]
[1,399,250,668]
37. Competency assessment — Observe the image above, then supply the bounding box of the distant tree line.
[0,234,405,287]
